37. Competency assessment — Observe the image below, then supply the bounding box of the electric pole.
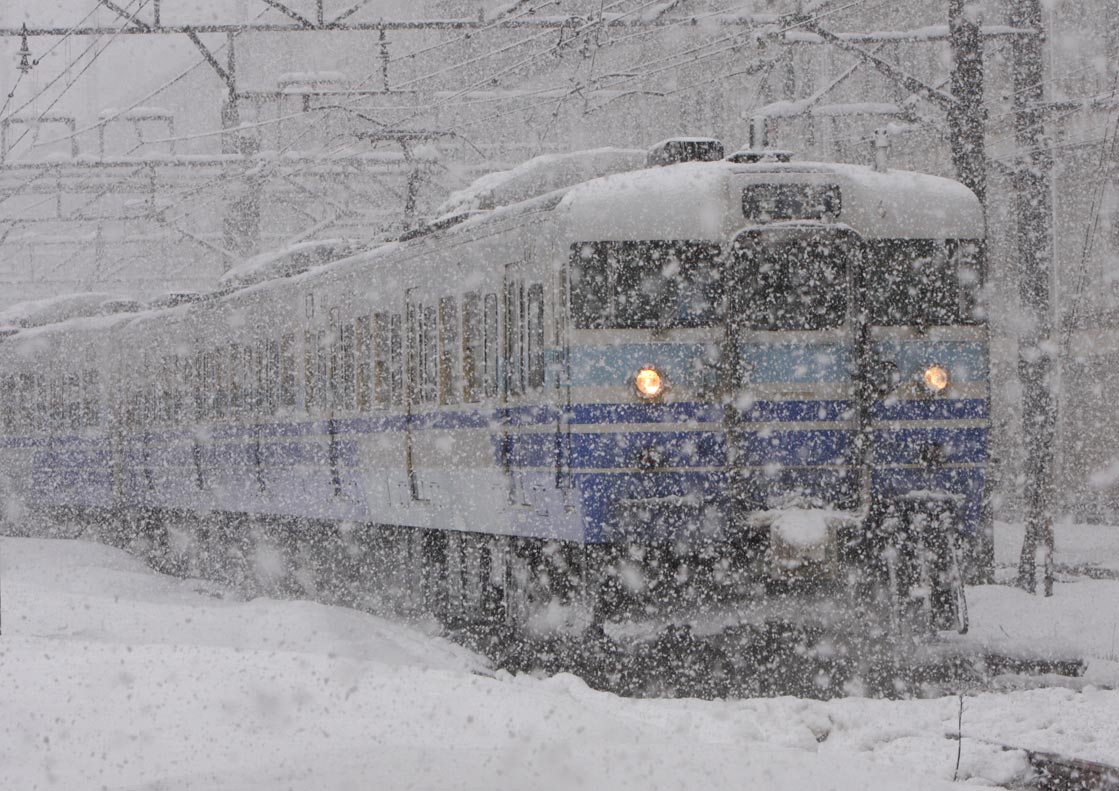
[1009,0,1056,595]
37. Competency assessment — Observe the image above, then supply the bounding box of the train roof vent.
[646,137,725,167]
[726,149,795,164]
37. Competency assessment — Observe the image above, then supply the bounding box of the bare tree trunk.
[1010,0,1057,595]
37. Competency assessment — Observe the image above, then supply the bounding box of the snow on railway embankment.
[1,531,1118,790]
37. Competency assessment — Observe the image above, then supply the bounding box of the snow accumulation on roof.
[0,292,137,329]
[435,147,647,216]
[219,239,368,290]
[559,161,730,242]
[559,159,984,242]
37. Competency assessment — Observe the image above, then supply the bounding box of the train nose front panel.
[722,224,863,523]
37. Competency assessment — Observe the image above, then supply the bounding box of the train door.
[502,262,553,506]
[723,224,863,515]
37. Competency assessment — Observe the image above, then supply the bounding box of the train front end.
[559,154,988,632]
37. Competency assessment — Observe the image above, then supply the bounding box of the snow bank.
[2,521,1118,790]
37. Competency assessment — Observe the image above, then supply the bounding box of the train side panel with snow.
[0,146,987,635]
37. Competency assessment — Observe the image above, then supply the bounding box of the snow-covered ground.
[1,523,1118,791]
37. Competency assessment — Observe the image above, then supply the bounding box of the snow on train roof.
[558,160,984,242]
[0,292,135,329]
[436,147,647,215]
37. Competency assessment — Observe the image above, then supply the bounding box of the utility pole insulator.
[17,23,33,74]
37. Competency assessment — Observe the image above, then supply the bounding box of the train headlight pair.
[635,367,665,400]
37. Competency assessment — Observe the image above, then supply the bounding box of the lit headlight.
[923,364,950,393]
[635,367,665,400]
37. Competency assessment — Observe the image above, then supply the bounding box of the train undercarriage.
[37,490,972,698]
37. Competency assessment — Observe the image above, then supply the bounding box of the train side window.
[16,373,33,433]
[422,305,438,403]
[483,293,499,398]
[389,313,404,406]
[199,352,211,421]
[303,330,316,412]
[0,376,12,434]
[280,334,296,409]
[247,345,260,415]
[527,283,545,389]
[316,330,330,413]
[63,372,80,431]
[505,281,524,397]
[266,339,280,415]
[462,292,482,403]
[355,316,372,412]
[340,322,356,411]
[406,304,419,405]
[373,313,390,407]
[439,296,459,405]
[228,344,243,410]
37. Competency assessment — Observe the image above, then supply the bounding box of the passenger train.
[0,139,987,641]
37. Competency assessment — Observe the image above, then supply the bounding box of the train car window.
[355,316,372,412]
[243,346,256,418]
[372,313,390,407]
[422,305,439,403]
[0,376,12,434]
[462,292,482,402]
[228,344,243,411]
[505,281,524,396]
[527,284,545,389]
[406,304,420,405]
[15,373,32,433]
[570,241,722,329]
[244,345,256,416]
[62,372,80,431]
[389,313,404,406]
[302,330,315,412]
[863,239,979,326]
[85,369,100,428]
[280,334,297,408]
[164,358,178,426]
[315,330,330,414]
[184,354,195,423]
[483,293,499,398]
[340,323,356,411]
[734,232,847,330]
[439,296,459,405]
[264,339,279,415]
[199,352,212,421]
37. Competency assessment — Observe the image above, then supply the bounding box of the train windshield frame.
[569,240,723,329]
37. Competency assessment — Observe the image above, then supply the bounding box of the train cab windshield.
[570,240,722,329]
[731,228,850,331]
[863,239,982,326]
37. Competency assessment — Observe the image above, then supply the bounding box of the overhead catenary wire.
[4,0,153,158]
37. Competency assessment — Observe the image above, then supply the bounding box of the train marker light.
[635,367,665,400]
[923,364,950,393]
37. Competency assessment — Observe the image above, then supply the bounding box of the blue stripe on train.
[571,466,985,542]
